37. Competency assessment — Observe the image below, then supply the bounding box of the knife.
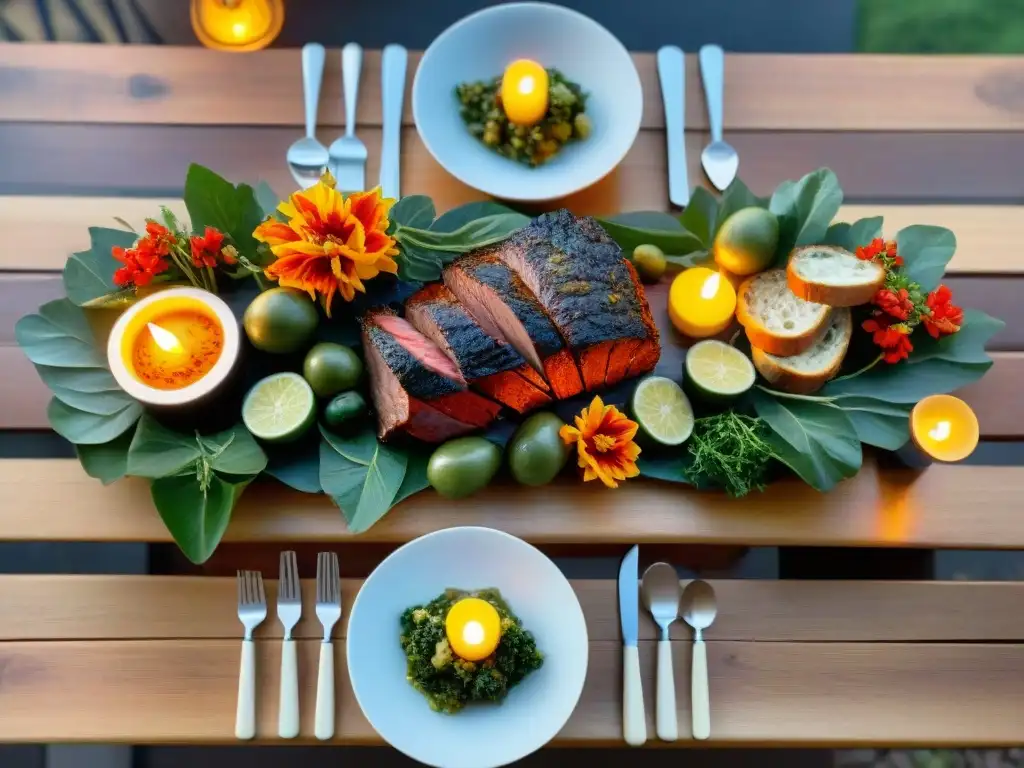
[618,544,647,746]
[379,44,408,200]
[656,46,689,208]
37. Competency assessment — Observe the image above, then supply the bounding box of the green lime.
[303,342,363,398]
[242,372,316,443]
[323,391,368,431]
[243,287,319,354]
[427,437,503,499]
[630,376,694,446]
[632,244,667,283]
[713,207,780,276]
[508,412,572,486]
[684,340,756,400]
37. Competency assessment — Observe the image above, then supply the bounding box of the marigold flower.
[559,395,641,489]
[863,316,913,364]
[922,284,963,339]
[872,287,913,321]
[190,226,226,269]
[253,173,400,315]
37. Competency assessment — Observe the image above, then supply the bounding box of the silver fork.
[277,551,302,739]
[235,570,267,741]
[328,42,368,192]
[314,551,342,741]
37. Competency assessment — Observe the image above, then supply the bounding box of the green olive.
[427,437,503,499]
[508,412,572,486]
[632,244,667,283]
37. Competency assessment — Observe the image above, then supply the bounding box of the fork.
[277,550,302,739]
[235,570,267,741]
[314,551,342,740]
[328,42,368,192]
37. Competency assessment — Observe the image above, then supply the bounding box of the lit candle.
[500,59,550,126]
[107,288,240,407]
[190,0,284,52]
[908,394,979,463]
[444,597,502,662]
[668,267,738,338]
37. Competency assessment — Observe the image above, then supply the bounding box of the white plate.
[346,526,589,768]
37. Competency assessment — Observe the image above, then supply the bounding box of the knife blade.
[618,545,646,746]
[656,46,689,208]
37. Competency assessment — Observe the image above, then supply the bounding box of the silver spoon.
[287,43,330,189]
[641,562,682,742]
[698,45,738,191]
[681,579,718,740]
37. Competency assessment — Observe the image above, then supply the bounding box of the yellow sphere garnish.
[445,597,502,661]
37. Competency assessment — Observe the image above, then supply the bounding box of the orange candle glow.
[190,0,284,52]
[501,59,550,126]
[909,394,979,462]
[132,311,223,391]
[668,267,737,338]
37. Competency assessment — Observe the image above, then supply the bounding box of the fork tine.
[330,552,340,604]
[237,570,244,605]
[290,551,300,599]
[316,552,325,603]
[245,571,256,605]
[255,571,266,606]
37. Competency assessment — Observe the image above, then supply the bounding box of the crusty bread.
[786,245,885,307]
[735,269,832,357]
[752,308,852,394]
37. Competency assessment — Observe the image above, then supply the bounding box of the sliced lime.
[242,372,316,443]
[631,376,694,446]
[684,340,756,400]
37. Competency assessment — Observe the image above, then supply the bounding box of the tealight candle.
[501,59,549,126]
[444,597,502,662]
[907,394,980,464]
[668,267,738,338]
[107,287,240,408]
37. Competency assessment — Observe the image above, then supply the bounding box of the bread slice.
[786,245,885,307]
[736,269,831,357]
[752,308,852,394]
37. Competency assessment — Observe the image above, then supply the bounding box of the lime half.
[684,340,756,399]
[631,376,694,446]
[242,372,316,443]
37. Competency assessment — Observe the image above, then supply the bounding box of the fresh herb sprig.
[687,412,774,497]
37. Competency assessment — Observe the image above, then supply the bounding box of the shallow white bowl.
[346,526,589,768]
[413,2,642,202]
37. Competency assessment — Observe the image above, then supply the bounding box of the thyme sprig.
[687,412,774,498]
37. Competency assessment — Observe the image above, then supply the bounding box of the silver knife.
[618,545,647,746]
[656,46,689,208]
[698,44,739,191]
[379,44,408,200]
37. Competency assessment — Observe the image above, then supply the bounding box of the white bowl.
[413,2,642,202]
[346,526,589,768]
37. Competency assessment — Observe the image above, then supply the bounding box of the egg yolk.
[444,597,502,661]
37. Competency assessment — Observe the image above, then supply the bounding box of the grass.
[858,0,1024,53]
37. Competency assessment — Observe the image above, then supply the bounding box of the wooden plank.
[3,124,1024,205]
[0,638,1021,745]
[2,45,1024,131]
[4,575,1024,643]
[0,457,1023,548]
[4,198,1024,275]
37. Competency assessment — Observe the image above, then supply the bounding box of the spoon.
[641,562,682,741]
[680,579,718,740]
[698,44,738,191]
[287,43,330,189]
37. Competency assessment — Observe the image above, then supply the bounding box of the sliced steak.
[444,251,584,399]
[405,283,552,414]
[497,209,660,390]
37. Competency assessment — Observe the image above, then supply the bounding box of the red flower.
[143,221,174,256]
[112,243,169,288]
[922,284,963,338]
[863,316,913,364]
[190,226,226,269]
[855,238,903,267]
[872,287,914,321]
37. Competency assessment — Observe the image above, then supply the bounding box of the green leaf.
[254,180,282,218]
[399,213,530,254]
[679,187,719,245]
[47,397,141,445]
[715,178,768,236]
[595,217,704,257]
[896,225,957,293]
[390,195,436,229]
[183,164,264,257]
[664,250,713,270]
[392,449,430,506]
[833,396,912,450]
[431,201,520,233]
[637,454,691,484]
[203,425,267,476]
[16,299,107,368]
[768,168,844,261]
[319,427,409,533]
[751,389,862,492]
[826,358,992,403]
[823,216,884,252]
[606,211,685,230]
[265,439,322,493]
[127,415,201,478]
[906,309,1002,365]
[63,226,138,307]
[76,428,136,485]
[395,241,445,283]
[152,473,251,564]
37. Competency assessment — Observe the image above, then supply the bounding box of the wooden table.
[1,43,1024,748]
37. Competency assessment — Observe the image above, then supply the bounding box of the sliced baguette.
[786,244,885,307]
[736,269,832,357]
[752,308,852,394]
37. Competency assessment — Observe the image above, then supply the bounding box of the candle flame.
[232,21,247,38]
[928,420,952,442]
[700,272,722,300]
[462,620,485,646]
[517,75,536,95]
[147,322,184,354]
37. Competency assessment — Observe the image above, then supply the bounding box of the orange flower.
[559,395,641,489]
[190,226,225,268]
[922,284,963,339]
[253,173,400,315]
[863,316,913,364]
[856,237,903,267]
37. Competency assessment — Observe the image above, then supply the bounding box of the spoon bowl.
[641,562,682,742]
[287,136,330,188]
[288,43,329,189]
[680,579,717,741]
[681,578,718,636]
